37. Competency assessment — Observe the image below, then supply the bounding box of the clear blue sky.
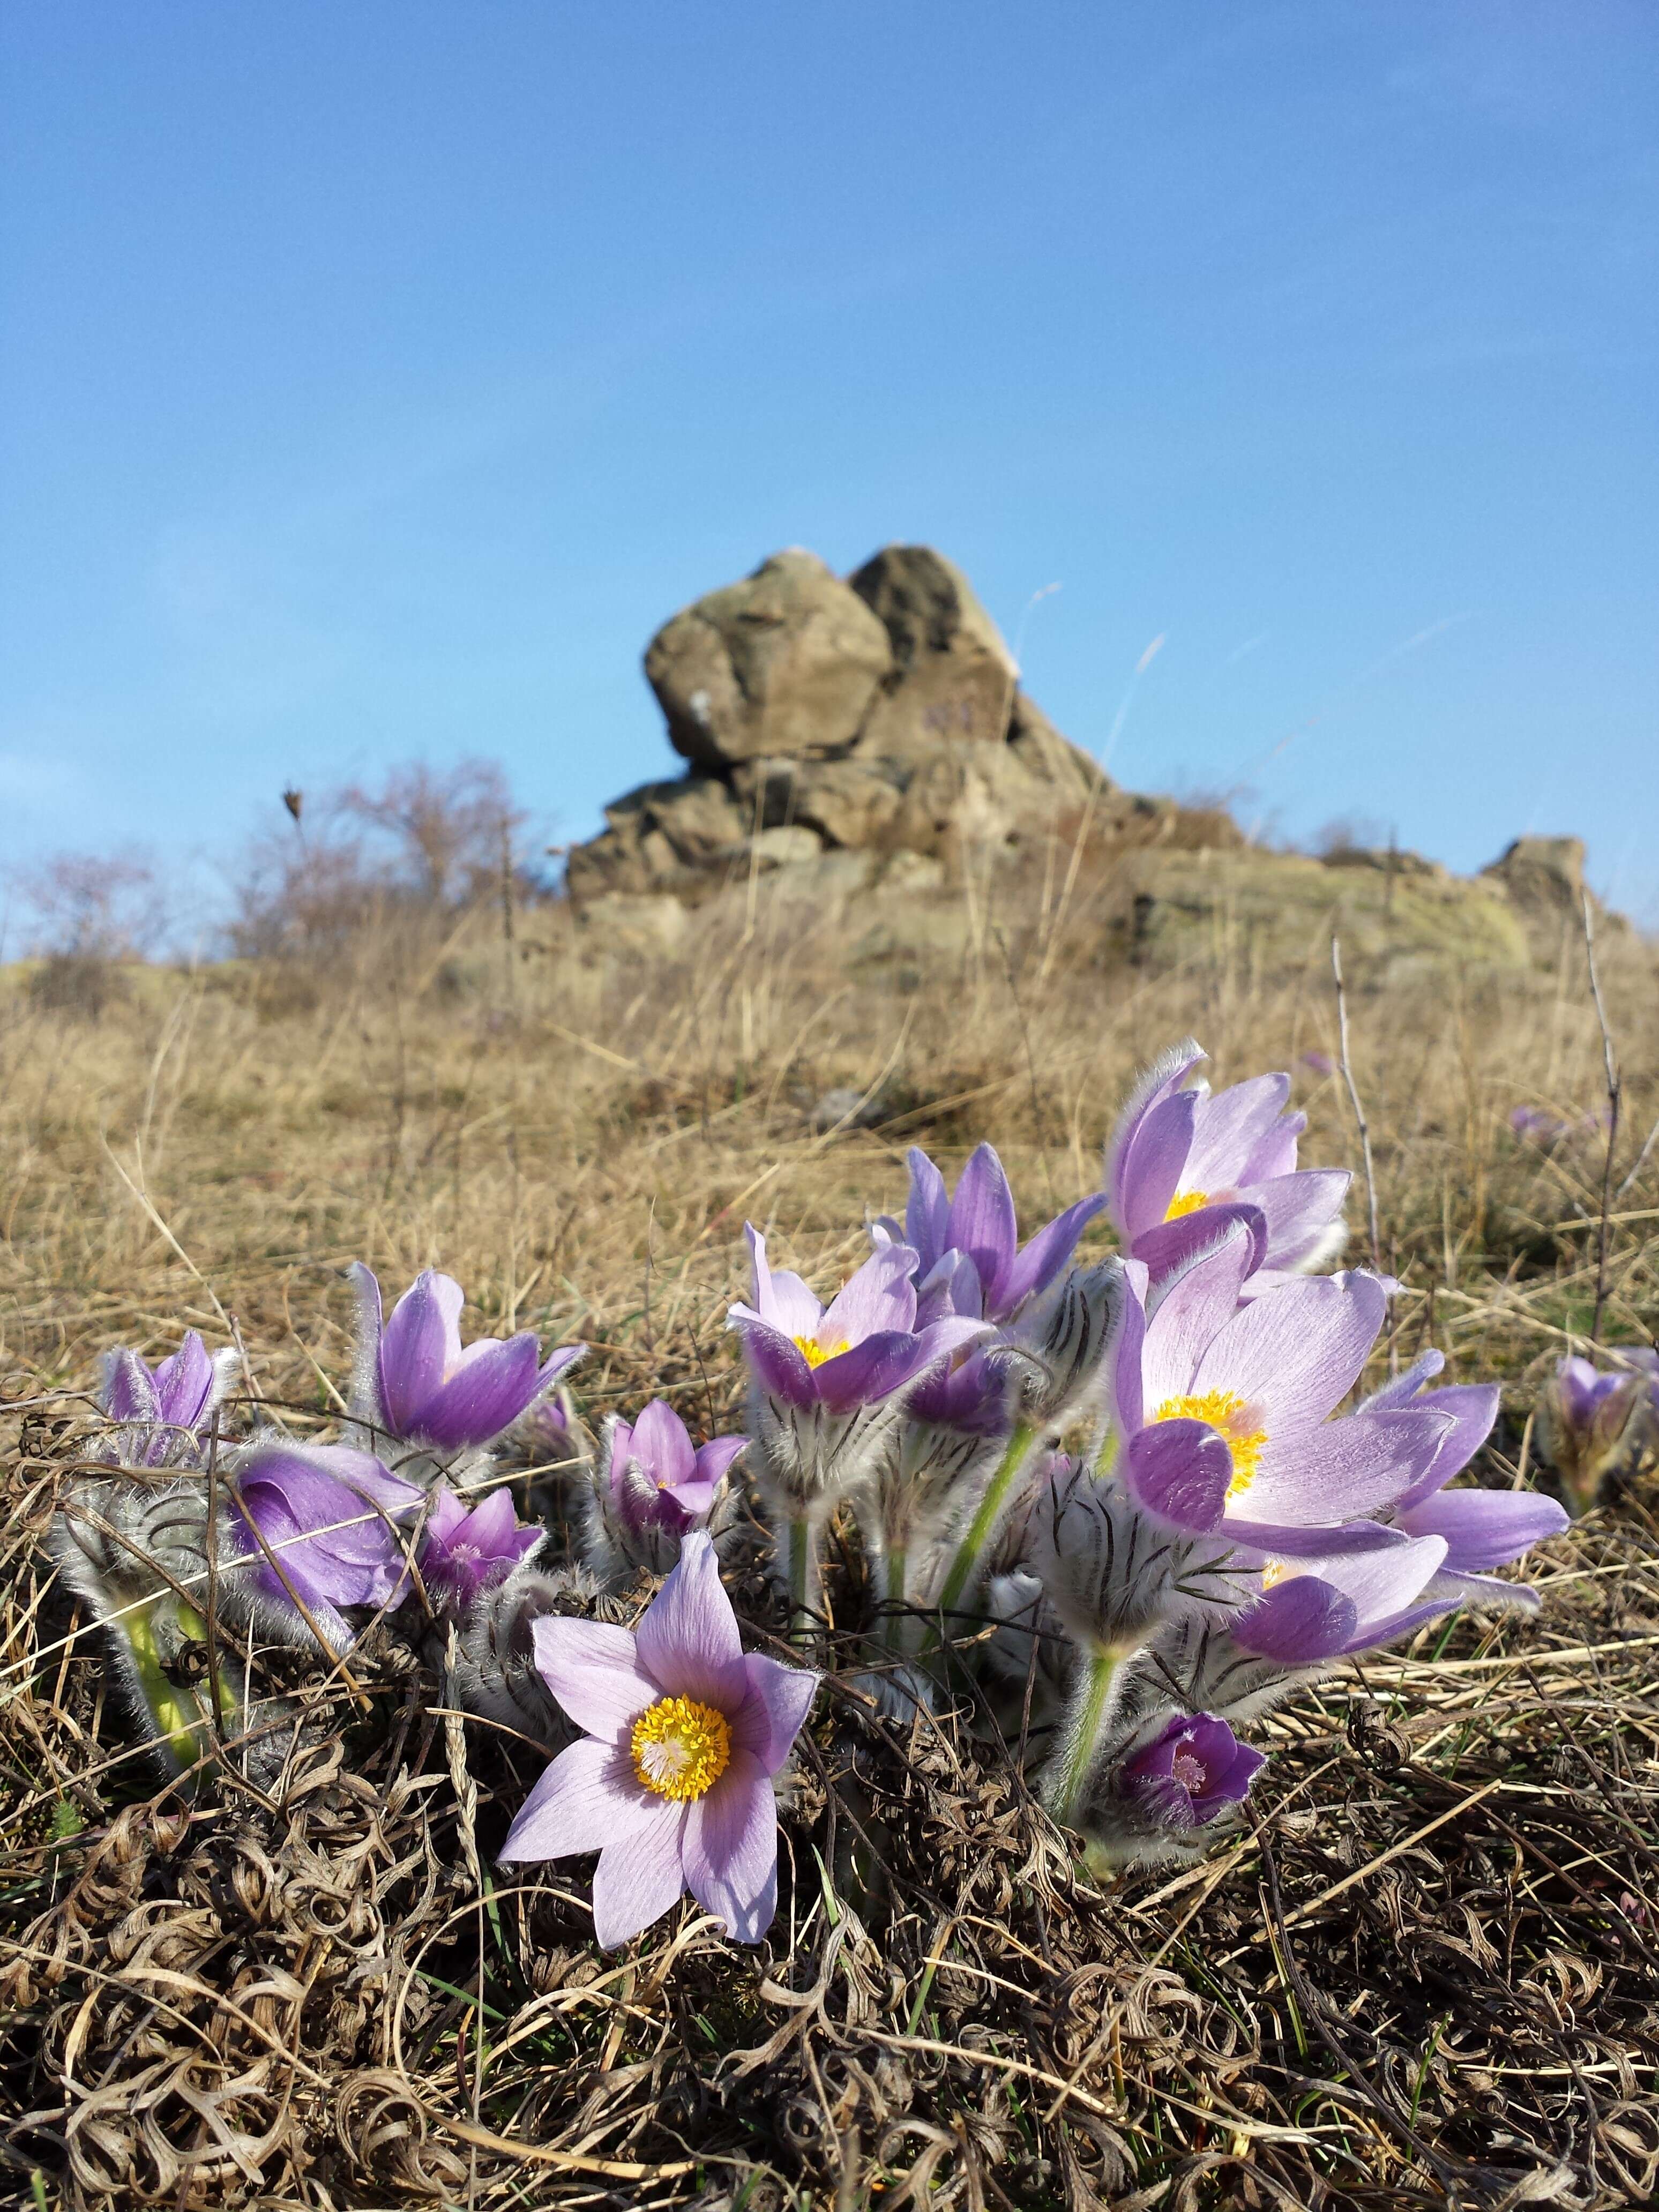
[3,1,1656,928]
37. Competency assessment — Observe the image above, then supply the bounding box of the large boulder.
[848,544,1020,751]
[644,548,892,772]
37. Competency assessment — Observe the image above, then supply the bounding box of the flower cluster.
[54,1037,1582,1947]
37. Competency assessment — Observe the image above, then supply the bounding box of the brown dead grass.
[1,874,1657,2210]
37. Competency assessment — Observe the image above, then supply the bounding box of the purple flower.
[1301,1051,1334,1077]
[350,1264,585,1455]
[1538,1350,1659,1515]
[99,1332,237,1468]
[1232,1533,1454,1662]
[1509,1104,1569,1146]
[874,1143,1107,1325]
[498,1533,819,1947]
[419,1484,544,1616]
[1107,1039,1350,1285]
[728,1228,985,1414]
[1120,1713,1266,1828]
[593,1401,747,1576]
[1112,1228,1448,1552]
[230,1441,423,1649]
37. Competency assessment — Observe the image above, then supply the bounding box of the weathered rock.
[849,544,1020,752]
[644,548,892,772]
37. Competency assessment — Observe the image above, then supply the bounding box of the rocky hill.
[564,544,1606,976]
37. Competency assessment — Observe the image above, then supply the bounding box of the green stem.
[1093,1419,1120,1481]
[787,1513,816,1641]
[933,1421,1038,1626]
[882,1546,908,1657]
[1051,1645,1119,1829]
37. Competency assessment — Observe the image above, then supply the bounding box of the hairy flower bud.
[1000,1260,1121,1428]
[453,1563,597,1752]
[1537,1352,1659,1515]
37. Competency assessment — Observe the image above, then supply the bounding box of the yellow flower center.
[793,1334,849,1369]
[630,1695,732,1801]
[1259,1559,1292,1589]
[1164,1189,1212,1221]
[1153,1387,1268,1502]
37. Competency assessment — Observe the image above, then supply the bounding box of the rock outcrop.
[564,544,1626,980]
[567,542,1239,908]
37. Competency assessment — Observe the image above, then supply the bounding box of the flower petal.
[1142,1224,1261,1409]
[1184,1073,1291,1192]
[905,1148,951,1274]
[153,1332,214,1429]
[1239,1170,1351,1270]
[1117,1089,1200,1239]
[692,1435,750,1488]
[380,1271,461,1435]
[1245,1407,1451,1524]
[1000,1192,1110,1318]
[1131,1202,1267,1287]
[532,1617,659,1743]
[1395,1488,1568,1571]
[683,1750,778,1942]
[729,1316,819,1407]
[590,1803,689,1947]
[497,1736,662,1862]
[730,1653,820,1774]
[422,1334,545,1449]
[1107,1038,1206,1224]
[1192,1270,1386,1428]
[945,1144,1019,1313]
[101,1347,160,1428]
[633,1532,747,1709]
[633,1399,697,1488]
[1123,1418,1235,1534]
[819,1243,920,1350]
[745,1225,824,1338]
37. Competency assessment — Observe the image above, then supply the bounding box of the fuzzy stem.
[882,1546,908,1658]
[933,1421,1039,1629]
[1050,1645,1119,1829]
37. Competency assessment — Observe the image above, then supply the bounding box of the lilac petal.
[380,1272,461,1435]
[633,1532,747,1709]
[153,1333,214,1429]
[1363,1348,1447,1412]
[1184,1073,1292,1192]
[729,1316,819,1407]
[1124,1418,1234,1533]
[945,1144,1020,1312]
[819,1243,920,1350]
[101,1348,160,1427]
[1192,1271,1387,1429]
[535,1344,586,1397]
[916,1249,984,1324]
[656,1477,714,1526]
[1000,1192,1110,1317]
[1117,1089,1200,1239]
[1396,1488,1568,1571]
[348,1262,386,1423]
[532,1617,659,1743]
[1341,1595,1458,1654]
[683,1751,778,1942]
[590,1803,690,1947]
[730,1652,820,1774]
[1245,1408,1451,1523]
[1434,1568,1540,1612]
[1238,1111,1305,1189]
[1240,1170,1351,1269]
[1132,1202,1268,1287]
[425,1486,469,1544]
[1224,1517,1410,1560]
[1142,1224,1261,1407]
[1111,1260,1150,1433]
[1107,1038,1206,1222]
[1235,1578,1359,1662]
[633,1399,697,1488]
[692,1435,749,1488]
[421,1333,545,1449]
[905,1148,951,1274]
[1392,1384,1501,1510]
[497,1736,663,1862]
[1297,1533,1449,1638]
[745,1225,824,1338]
[812,1330,935,1413]
[462,1487,524,1549]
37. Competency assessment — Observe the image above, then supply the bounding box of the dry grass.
[2,871,1657,2210]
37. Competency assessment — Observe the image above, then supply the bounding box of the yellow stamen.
[1259,1559,1292,1589]
[793,1334,849,1369]
[1164,1189,1212,1221]
[630,1694,731,1801]
[1153,1387,1268,1501]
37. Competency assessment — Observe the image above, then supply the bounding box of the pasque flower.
[499,1534,819,1947]
[588,1400,746,1579]
[419,1484,544,1617]
[1231,1533,1453,1663]
[1107,1039,1349,1285]
[1120,1712,1266,1828]
[99,1332,239,1468]
[1111,1229,1447,1553]
[349,1264,585,1458]
[874,1142,1107,1325]
[229,1442,422,1649]
[1537,1350,1659,1516]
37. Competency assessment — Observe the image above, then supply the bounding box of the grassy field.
[2,875,1657,2210]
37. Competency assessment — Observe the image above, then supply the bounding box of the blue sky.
[3,1,1656,929]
